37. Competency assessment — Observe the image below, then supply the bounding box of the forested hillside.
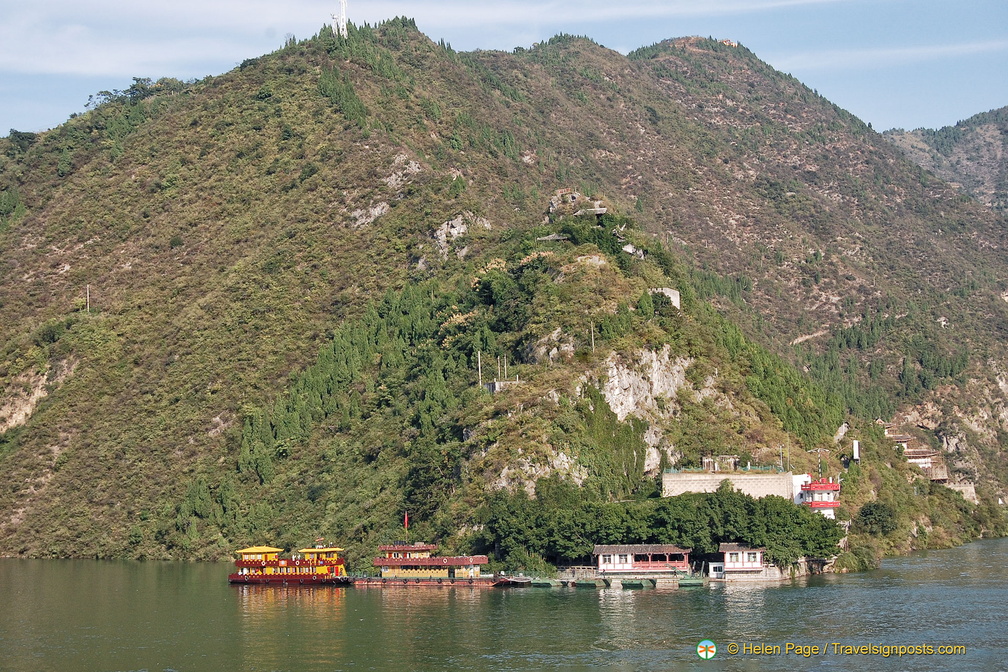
[0,19,1005,565]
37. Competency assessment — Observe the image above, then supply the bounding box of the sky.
[1,0,1006,136]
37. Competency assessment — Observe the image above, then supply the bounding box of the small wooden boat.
[492,575,532,587]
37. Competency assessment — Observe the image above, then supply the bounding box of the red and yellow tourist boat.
[228,543,351,585]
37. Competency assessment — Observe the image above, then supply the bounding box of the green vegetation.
[0,20,1004,566]
[319,67,368,128]
[483,479,843,570]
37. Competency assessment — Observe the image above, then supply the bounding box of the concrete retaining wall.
[662,472,795,499]
[946,483,979,504]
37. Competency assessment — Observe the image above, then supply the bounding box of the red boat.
[228,544,351,585]
[353,541,494,587]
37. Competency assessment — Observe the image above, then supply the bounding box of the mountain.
[0,19,1005,564]
[884,107,1008,212]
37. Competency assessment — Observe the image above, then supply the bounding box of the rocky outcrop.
[431,211,490,260]
[598,345,691,422]
[589,345,693,473]
[525,328,575,364]
[0,358,76,433]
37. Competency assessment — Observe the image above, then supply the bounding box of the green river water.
[2,537,1006,671]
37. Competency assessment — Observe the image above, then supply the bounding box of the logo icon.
[697,640,717,660]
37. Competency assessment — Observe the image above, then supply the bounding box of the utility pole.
[478,350,483,388]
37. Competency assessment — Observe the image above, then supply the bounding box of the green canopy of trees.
[480,478,844,568]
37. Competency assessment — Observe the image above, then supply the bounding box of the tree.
[637,291,655,318]
[854,501,898,535]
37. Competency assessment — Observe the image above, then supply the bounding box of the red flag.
[404,511,409,530]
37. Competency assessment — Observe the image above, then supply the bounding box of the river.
[2,538,1005,671]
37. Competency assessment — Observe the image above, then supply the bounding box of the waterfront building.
[798,477,840,519]
[593,544,691,575]
[715,543,780,581]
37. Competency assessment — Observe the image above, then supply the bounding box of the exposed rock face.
[594,345,693,473]
[0,358,76,433]
[599,345,691,422]
[491,345,695,492]
[526,328,575,364]
[492,451,588,495]
[350,201,389,228]
[433,211,489,259]
[383,153,422,189]
[0,372,49,433]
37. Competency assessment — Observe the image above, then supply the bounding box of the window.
[747,552,758,563]
[602,555,612,565]
[728,552,739,563]
[619,554,628,564]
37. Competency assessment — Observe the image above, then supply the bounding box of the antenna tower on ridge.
[332,0,348,38]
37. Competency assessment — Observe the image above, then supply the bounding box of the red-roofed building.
[593,544,690,575]
[798,477,840,519]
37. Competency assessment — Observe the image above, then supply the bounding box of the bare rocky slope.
[884,106,1008,212]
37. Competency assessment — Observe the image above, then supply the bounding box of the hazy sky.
[2,0,1006,135]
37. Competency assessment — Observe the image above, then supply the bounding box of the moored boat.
[228,544,351,585]
[492,575,532,587]
[354,541,495,587]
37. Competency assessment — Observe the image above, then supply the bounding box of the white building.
[797,477,840,519]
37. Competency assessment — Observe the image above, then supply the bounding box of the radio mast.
[332,0,348,38]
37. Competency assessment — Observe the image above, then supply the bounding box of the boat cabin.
[235,546,283,562]
[376,544,489,580]
[373,541,488,579]
[298,546,345,562]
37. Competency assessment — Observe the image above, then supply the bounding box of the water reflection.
[234,585,348,670]
[236,583,348,616]
[2,540,1006,671]
[596,588,643,651]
